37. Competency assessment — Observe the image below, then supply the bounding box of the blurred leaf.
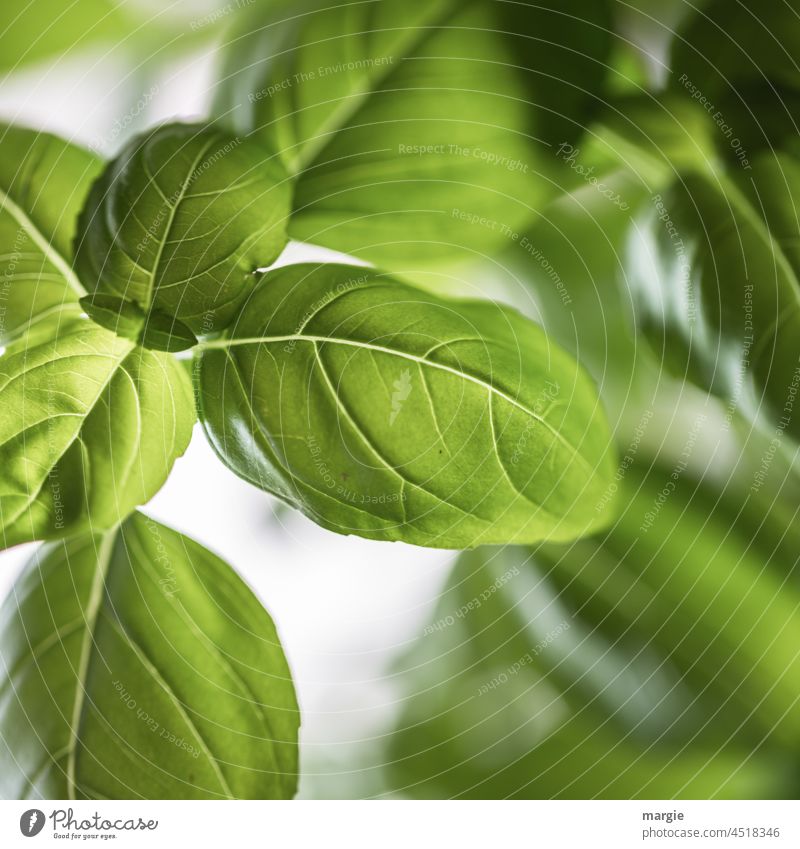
[671,0,800,101]
[582,92,721,187]
[706,81,800,166]
[0,513,299,799]
[464,167,657,423]
[495,0,614,147]
[0,319,193,548]
[627,166,800,441]
[198,262,616,548]
[212,0,613,272]
[0,124,101,346]
[0,0,230,76]
[386,462,800,798]
[0,0,141,74]
[74,123,291,339]
[668,1,800,168]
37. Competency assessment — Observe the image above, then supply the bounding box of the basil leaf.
[542,463,800,750]
[627,167,800,440]
[704,81,800,166]
[498,0,613,147]
[0,124,101,346]
[0,319,194,548]
[387,547,793,798]
[215,0,611,270]
[74,123,291,340]
[79,294,199,353]
[581,92,721,187]
[0,513,299,800]
[387,460,800,797]
[0,0,146,74]
[197,263,615,548]
[668,2,800,169]
[0,0,224,76]
[671,0,800,102]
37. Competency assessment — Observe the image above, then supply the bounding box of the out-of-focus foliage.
[387,462,800,798]
[211,0,614,272]
[0,0,227,75]
[0,0,799,804]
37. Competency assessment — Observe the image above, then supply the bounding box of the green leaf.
[0,0,143,74]
[580,92,721,187]
[74,123,291,339]
[214,0,611,271]
[0,319,194,549]
[627,166,800,440]
[0,0,231,76]
[497,0,614,147]
[542,463,800,751]
[671,0,800,102]
[78,295,148,343]
[703,80,800,167]
[197,263,615,548]
[668,1,800,168]
[485,169,658,423]
[0,513,299,800]
[386,462,800,797]
[79,294,199,353]
[0,124,101,346]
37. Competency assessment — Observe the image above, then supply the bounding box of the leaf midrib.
[290,0,463,175]
[142,136,218,311]
[201,332,592,475]
[66,528,117,800]
[0,342,135,534]
[0,186,85,297]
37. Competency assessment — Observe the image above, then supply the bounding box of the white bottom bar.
[1,800,797,848]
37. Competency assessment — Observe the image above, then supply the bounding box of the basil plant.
[0,0,617,799]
